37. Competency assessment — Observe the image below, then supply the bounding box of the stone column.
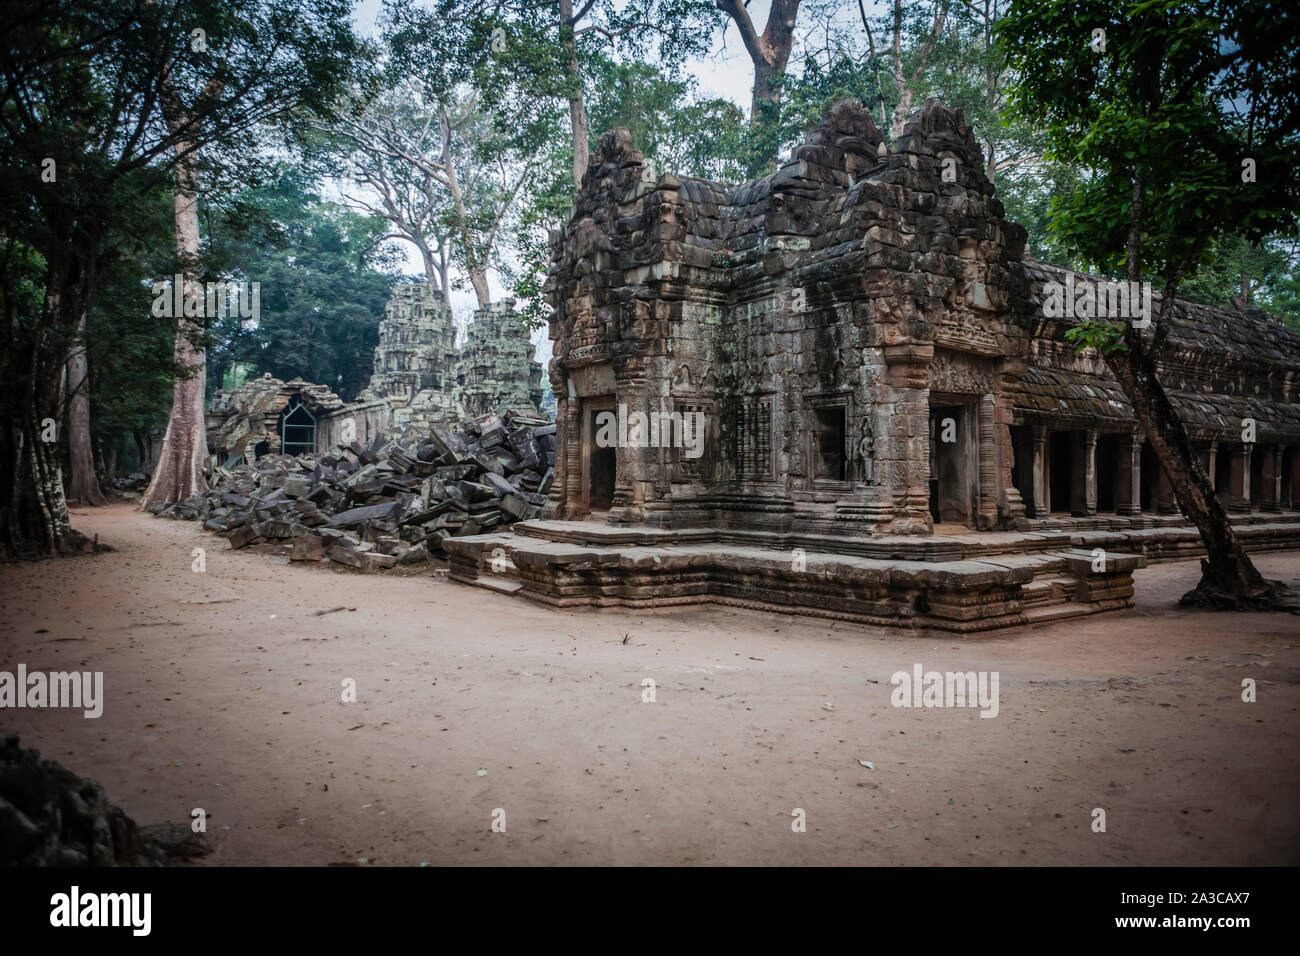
[1263,445,1282,513]
[1227,445,1250,511]
[609,364,647,525]
[881,343,933,534]
[1285,446,1297,510]
[1117,430,1142,515]
[1083,429,1098,517]
[1030,425,1048,518]
[561,393,582,518]
[1207,441,1218,491]
[994,367,1026,526]
[977,394,998,529]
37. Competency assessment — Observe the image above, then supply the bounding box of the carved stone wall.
[543,98,1300,536]
[358,283,459,424]
[452,301,545,420]
[543,99,1028,535]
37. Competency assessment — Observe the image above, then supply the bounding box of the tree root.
[1179,575,1300,612]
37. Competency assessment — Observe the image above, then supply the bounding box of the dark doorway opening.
[813,406,847,481]
[1141,441,1161,512]
[929,403,971,525]
[1284,447,1297,509]
[589,443,615,510]
[1049,431,1072,513]
[584,399,616,513]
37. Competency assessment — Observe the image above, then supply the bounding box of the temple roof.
[1017,261,1300,440]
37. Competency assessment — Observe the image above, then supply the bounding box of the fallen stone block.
[290,535,325,562]
[282,478,311,498]
[328,502,400,527]
[228,525,262,549]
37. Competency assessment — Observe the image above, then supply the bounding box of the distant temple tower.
[453,300,545,419]
[358,282,459,423]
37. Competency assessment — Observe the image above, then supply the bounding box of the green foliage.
[583,54,750,182]
[1064,321,1126,354]
[205,169,403,400]
[1179,234,1300,329]
[999,0,1300,289]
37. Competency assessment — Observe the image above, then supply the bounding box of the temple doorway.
[581,396,616,514]
[928,400,975,526]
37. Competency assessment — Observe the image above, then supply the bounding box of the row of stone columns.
[1026,426,1297,518]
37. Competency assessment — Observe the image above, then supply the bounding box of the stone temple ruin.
[356,282,460,426]
[206,284,546,462]
[453,301,546,419]
[444,99,1300,632]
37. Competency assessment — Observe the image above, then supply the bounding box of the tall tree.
[387,0,718,190]
[321,78,553,307]
[1001,0,1300,609]
[142,62,213,507]
[717,0,803,121]
[313,81,455,300]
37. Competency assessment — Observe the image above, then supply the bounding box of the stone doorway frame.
[579,394,616,517]
[928,393,981,528]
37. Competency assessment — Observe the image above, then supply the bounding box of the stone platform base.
[1023,510,1300,562]
[444,521,1160,633]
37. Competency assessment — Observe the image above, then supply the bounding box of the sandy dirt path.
[2,503,1298,866]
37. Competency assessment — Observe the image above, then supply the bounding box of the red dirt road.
[2,503,1298,865]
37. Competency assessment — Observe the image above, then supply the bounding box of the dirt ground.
[2,502,1298,866]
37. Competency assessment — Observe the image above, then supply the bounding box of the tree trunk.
[131,428,146,472]
[1,258,94,557]
[142,79,209,508]
[718,0,801,122]
[64,307,105,505]
[1106,172,1282,608]
[559,0,590,186]
[752,59,783,120]
[417,238,440,290]
[1108,324,1277,608]
[469,267,491,308]
[444,143,494,308]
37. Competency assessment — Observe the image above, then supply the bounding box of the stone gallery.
[446,100,1300,631]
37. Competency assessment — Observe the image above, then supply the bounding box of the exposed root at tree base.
[1,529,114,562]
[1179,575,1300,612]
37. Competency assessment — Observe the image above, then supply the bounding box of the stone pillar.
[1083,429,1098,517]
[994,368,1026,526]
[1068,430,1087,516]
[1285,446,1298,510]
[1227,445,1250,511]
[560,393,581,518]
[609,365,646,525]
[1117,431,1142,515]
[1207,441,1218,491]
[881,344,934,534]
[977,394,998,529]
[1263,445,1282,513]
[1030,425,1048,518]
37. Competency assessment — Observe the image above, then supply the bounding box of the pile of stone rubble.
[0,734,208,865]
[152,410,555,571]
